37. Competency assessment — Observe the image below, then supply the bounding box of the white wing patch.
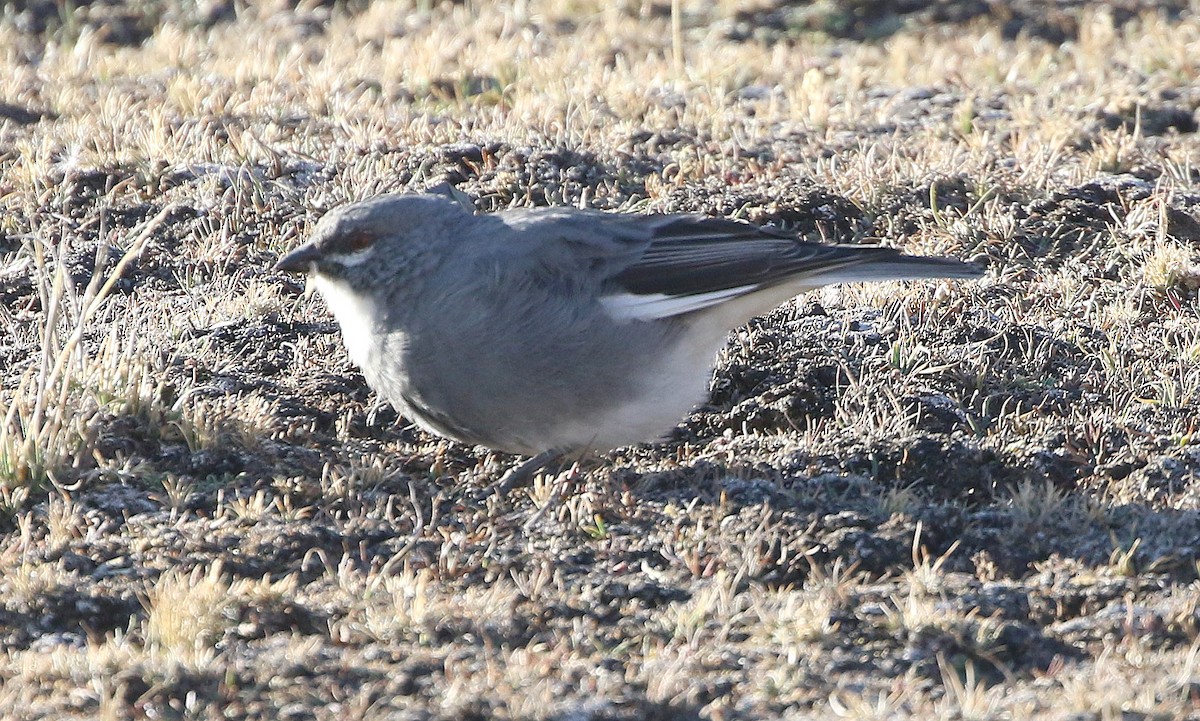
[600,285,758,321]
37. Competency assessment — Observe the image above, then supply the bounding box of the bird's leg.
[493,448,564,496]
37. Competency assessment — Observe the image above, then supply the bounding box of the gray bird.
[275,187,982,489]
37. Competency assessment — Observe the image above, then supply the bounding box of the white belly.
[547,324,725,451]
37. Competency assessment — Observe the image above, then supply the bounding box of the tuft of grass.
[752,562,853,657]
[142,563,230,670]
[1143,241,1200,294]
[1,205,176,491]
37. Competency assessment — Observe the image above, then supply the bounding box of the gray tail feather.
[811,253,984,285]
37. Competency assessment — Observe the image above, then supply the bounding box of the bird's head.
[274,192,469,287]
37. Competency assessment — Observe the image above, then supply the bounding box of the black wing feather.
[610,215,900,297]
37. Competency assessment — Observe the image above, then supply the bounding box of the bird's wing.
[600,214,887,320]
[499,208,978,321]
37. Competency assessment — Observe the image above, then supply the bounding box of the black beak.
[274,244,321,273]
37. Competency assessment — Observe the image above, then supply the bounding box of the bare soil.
[1,1,1199,719]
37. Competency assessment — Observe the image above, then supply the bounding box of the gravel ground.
[1,1,1199,719]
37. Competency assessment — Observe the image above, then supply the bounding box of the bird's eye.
[342,230,376,253]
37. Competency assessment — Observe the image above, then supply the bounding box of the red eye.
[343,230,376,252]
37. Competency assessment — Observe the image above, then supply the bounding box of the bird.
[275,186,983,490]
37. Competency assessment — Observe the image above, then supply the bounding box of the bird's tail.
[806,250,984,285]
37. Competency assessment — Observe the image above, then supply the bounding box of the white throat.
[310,274,379,368]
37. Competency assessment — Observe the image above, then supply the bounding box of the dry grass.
[2,0,1200,718]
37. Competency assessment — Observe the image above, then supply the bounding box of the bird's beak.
[274,244,321,273]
